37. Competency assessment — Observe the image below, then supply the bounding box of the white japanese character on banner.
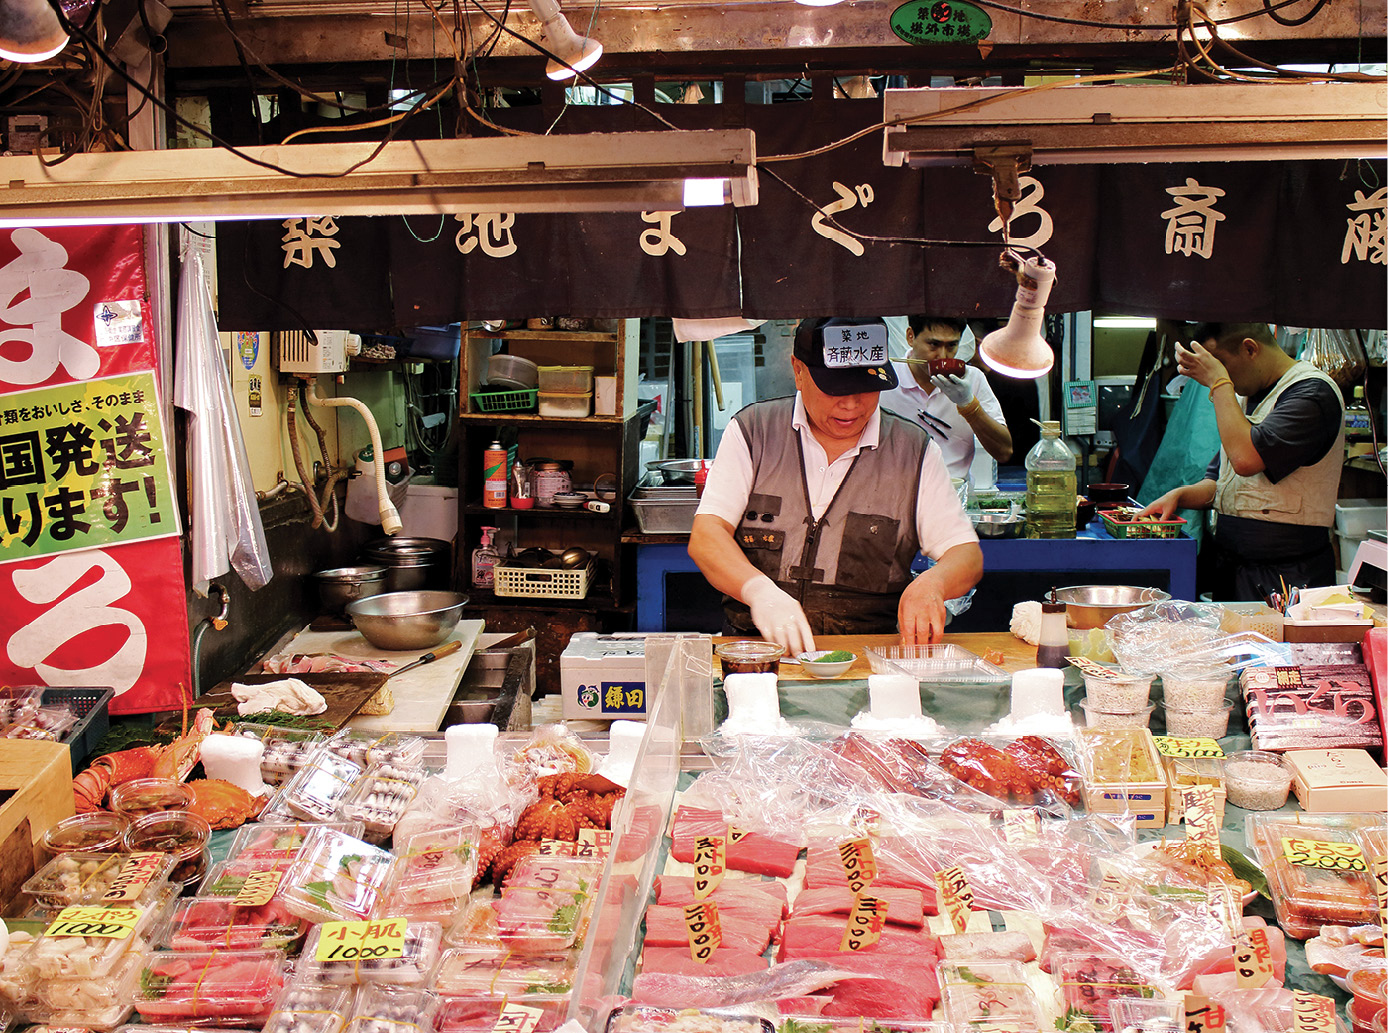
[1341,186,1387,265]
[1161,178,1227,260]
[0,228,99,385]
[639,212,688,257]
[454,214,518,258]
[986,175,1054,249]
[281,217,342,269]
[6,548,146,693]
[812,182,875,256]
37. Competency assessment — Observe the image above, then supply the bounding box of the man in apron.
[688,316,983,655]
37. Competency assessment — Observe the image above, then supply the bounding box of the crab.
[183,778,266,830]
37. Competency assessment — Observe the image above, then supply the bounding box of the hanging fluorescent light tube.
[1093,317,1157,329]
[0,130,759,227]
[525,0,602,81]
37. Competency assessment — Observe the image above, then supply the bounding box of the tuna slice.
[790,886,926,929]
[803,838,938,907]
[655,875,789,914]
[630,959,893,1009]
[669,808,802,878]
[640,947,770,978]
[940,930,1038,962]
[778,916,940,960]
[642,904,775,955]
[814,954,940,1019]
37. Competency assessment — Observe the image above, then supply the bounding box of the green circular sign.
[890,0,992,44]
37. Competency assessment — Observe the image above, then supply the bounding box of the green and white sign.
[891,0,992,44]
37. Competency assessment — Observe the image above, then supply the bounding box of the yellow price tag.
[1183,784,1222,851]
[315,918,407,962]
[491,1003,545,1033]
[1280,837,1367,872]
[935,865,974,935]
[233,869,284,908]
[838,894,888,952]
[1292,992,1336,1033]
[1234,927,1275,989]
[1153,736,1225,759]
[683,900,722,963]
[1371,853,1387,935]
[692,834,726,900]
[99,852,165,904]
[838,837,878,896]
[46,905,142,939]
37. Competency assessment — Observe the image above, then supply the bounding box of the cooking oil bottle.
[1025,420,1077,538]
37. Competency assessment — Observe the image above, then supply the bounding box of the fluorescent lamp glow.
[979,256,1058,380]
[1093,317,1157,329]
[683,178,728,207]
[796,0,847,7]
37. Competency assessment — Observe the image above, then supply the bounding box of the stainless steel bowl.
[649,458,704,483]
[1054,584,1171,629]
[313,565,388,613]
[971,512,1027,539]
[346,590,468,650]
[361,537,452,592]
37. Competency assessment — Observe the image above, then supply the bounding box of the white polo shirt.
[696,394,978,562]
[877,364,1006,482]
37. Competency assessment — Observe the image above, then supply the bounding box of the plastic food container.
[325,729,426,770]
[715,640,784,677]
[1054,953,1163,1032]
[159,893,308,952]
[339,761,427,840]
[1246,813,1379,938]
[1222,750,1292,810]
[1349,967,1388,1033]
[299,921,443,986]
[537,365,594,394]
[122,810,212,888]
[496,854,599,953]
[437,994,569,1033]
[234,723,326,785]
[24,895,163,979]
[132,948,287,1026]
[1109,998,1183,1033]
[433,948,577,996]
[345,984,438,1033]
[281,826,396,924]
[1162,703,1233,738]
[33,947,142,1029]
[383,825,481,922]
[485,353,540,390]
[109,778,195,819]
[1082,670,1154,711]
[226,820,365,864]
[22,851,128,908]
[537,390,592,418]
[277,751,364,823]
[263,982,353,1033]
[40,812,128,860]
[939,960,1044,1030]
[1160,671,1230,710]
[1080,697,1155,730]
[602,1007,770,1033]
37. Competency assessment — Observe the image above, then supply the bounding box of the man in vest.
[1139,322,1345,601]
[688,316,984,655]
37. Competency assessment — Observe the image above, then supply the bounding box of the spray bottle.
[472,526,500,589]
[483,440,508,509]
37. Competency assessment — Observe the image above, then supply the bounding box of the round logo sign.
[890,0,992,44]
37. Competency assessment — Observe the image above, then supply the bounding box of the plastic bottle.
[472,526,500,588]
[1036,601,1070,668]
[1344,386,1371,440]
[694,460,709,497]
[1025,420,1077,538]
[483,440,508,509]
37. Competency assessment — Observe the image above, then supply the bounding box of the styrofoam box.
[561,633,650,720]
[1335,498,1386,538]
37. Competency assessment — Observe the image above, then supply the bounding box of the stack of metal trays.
[629,482,700,534]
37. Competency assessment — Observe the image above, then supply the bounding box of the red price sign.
[935,865,974,934]
[692,835,726,901]
[838,837,878,896]
[684,900,722,963]
[838,894,888,952]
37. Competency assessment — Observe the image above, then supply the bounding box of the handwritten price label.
[1234,927,1275,989]
[233,869,284,908]
[1204,883,1238,938]
[838,837,878,896]
[935,865,975,934]
[1002,809,1040,847]
[839,894,889,952]
[692,835,726,901]
[46,905,142,939]
[100,852,165,903]
[1185,995,1227,1033]
[1089,864,1130,925]
[1153,736,1225,759]
[536,840,579,857]
[1280,837,1367,872]
[315,918,406,962]
[728,825,748,845]
[1372,853,1388,935]
[491,1003,545,1033]
[1183,784,1222,851]
[1293,992,1336,1033]
[577,828,613,855]
[683,900,722,963]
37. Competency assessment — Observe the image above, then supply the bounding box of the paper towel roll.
[199,734,270,796]
[868,674,922,720]
[446,724,499,779]
[1010,668,1065,719]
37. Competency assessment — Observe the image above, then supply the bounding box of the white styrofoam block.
[868,674,922,720]
[445,724,498,779]
[1010,668,1066,719]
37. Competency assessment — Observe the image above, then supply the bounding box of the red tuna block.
[643,904,775,955]
[817,954,940,1019]
[803,838,938,908]
[790,886,926,929]
[778,915,939,960]
[670,809,801,878]
[655,875,789,915]
[640,947,770,978]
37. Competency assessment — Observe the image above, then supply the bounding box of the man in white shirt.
[688,316,983,655]
[877,316,1013,483]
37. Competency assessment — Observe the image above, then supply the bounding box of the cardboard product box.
[1283,748,1388,811]
[1079,727,1167,827]
[561,633,654,720]
[1240,664,1380,753]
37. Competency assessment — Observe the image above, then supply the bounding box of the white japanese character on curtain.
[639,212,687,256]
[1341,187,1387,265]
[812,182,875,256]
[1160,178,1227,260]
[454,214,518,258]
[0,229,99,385]
[986,175,1054,249]
[281,217,342,269]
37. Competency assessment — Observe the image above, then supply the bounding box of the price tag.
[1292,992,1336,1033]
[1204,882,1238,938]
[1372,853,1388,935]
[45,905,142,940]
[838,837,878,896]
[838,894,889,952]
[491,1003,545,1033]
[233,869,284,908]
[692,835,726,901]
[1234,927,1275,989]
[99,852,165,903]
[1002,809,1040,847]
[934,865,974,935]
[1280,837,1368,872]
[1153,736,1225,759]
[1183,784,1222,851]
[315,918,407,962]
[1184,995,1227,1033]
[728,825,748,845]
[683,900,722,963]
[1066,657,1119,678]
[536,840,579,857]
[1088,864,1130,924]
[577,829,612,855]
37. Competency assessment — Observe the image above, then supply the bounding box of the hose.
[298,382,346,531]
[304,377,403,534]
[287,389,331,530]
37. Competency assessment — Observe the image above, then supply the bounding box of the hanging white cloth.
[172,241,273,595]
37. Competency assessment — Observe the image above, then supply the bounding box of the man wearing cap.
[688,317,984,654]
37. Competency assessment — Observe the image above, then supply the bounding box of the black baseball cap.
[793,317,898,396]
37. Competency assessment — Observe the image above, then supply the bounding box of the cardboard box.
[1162,755,1227,825]
[0,740,77,908]
[1283,748,1388,811]
[1080,727,1167,827]
[562,633,653,719]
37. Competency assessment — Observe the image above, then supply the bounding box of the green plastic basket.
[1100,509,1187,539]
[470,388,537,414]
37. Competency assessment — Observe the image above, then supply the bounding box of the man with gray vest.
[689,316,984,655]
[1139,322,1344,601]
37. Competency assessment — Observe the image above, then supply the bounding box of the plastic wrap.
[603,1005,773,1033]
[383,825,481,922]
[131,948,287,1025]
[298,921,443,986]
[280,827,396,924]
[938,961,1045,1029]
[1246,813,1380,939]
[263,982,353,1033]
[511,724,599,779]
[1110,605,1290,680]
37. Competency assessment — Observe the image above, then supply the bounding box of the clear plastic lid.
[443,899,504,953]
[436,995,567,1033]
[938,960,1044,1030]
[157,894,308,952]
[298,921,443,986]
[109,778,195,819]
[131,949,288,1025]
[1053,953,1164,1032]
[22,851,175,909]
[198,854,299,897]
[0,930,37,1010]
[1079,728,1163,784]
[281,826,397,924]
[23,899,161,979]
[31,946,142,1028]
[434,948,577,997]
[495,856,598,955]
[122,810,213,888]
[1109,998,1183,1033]
[226,820,366,864]
[383,825,481,923]
[40,812,128,858]
[339,761,428,839]
[345,984,438,1033]
[277,752,365,823]
[1246,813,1379,935]
[233,723,327,783]
[602,1006,771,1033]
[326,729,427,770]
[263,981,354,1033]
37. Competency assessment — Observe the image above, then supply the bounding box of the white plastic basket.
[493,561,594,599]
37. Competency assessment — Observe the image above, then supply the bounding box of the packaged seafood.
[109,778,195,819]
[1246,813,1380,939]
[1078,728,1167,827]
[433,948,577,997]
[156,894,308,952]
[232,723,326,785]
[298,921,442,986]
[1053,952,1163,1032]
[443,899,505,953]
[382,825,481,922]
[938,960,1044,1030]
[281,827,397,924]
[344,984,438,1033]
[340,761,428,840]
[326,729,426,770]
[122,811,212,888]
[197,855,298,897]
[31,946,142,1029]
[603,1005,773,1033]
[225,821,365,864]
[262,981,354,1033]
[24,899,163,978]
[276,753,364,823]
[0,687,43,725]
[496,854,600,954]
[1108,998,1183,1033]
[21,851,175,909]
[436,994,568,1033]
[40,812,129,860]
[132,949,287,1026]
[0,930,37,1012]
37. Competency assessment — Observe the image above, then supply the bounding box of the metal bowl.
[971,512,1027,539]
[649,459,704,483]
[313,565,389,613]
[346,590,468,650]
[1053,584,1171,630]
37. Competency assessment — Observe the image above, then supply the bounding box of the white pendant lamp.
[526,0,602,81]
[979,254,1058,380]
[0,0,91,62]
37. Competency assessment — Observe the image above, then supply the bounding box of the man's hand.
[1138,488,1183,520]
[898,573,948,646]
[741,574,816,657]
[1175,340,1229,389]
[936,373,974,409]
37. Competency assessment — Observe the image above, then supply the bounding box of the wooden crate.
[1079,727,1168,827]
[0,740,77,911]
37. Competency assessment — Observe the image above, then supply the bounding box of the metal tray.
[629,497,699,534]
[866,643,1009,684]
[631,485,699,500]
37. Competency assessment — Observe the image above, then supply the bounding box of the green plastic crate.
[470,388,538,414]
[1100,509,1187,539]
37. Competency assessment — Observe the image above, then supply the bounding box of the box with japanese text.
[561,633,652,720]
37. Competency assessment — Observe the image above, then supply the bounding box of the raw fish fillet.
[778,916,940,959]
[803,838,938,906]
[670,808,801,878]
[655,876,788,914]
[642,905,775,955]
[640,947,770,978]
[790,886,925,928]
[630,959,892,1009]
[810,954,939,1019]
[939,931,1038,962]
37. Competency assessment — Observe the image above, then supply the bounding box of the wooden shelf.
[462,502,618,520]
[1347,455,1386,473]
[460,412,625,424]
[478,329,619,343]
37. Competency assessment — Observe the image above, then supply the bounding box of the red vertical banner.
[0,225,190,714]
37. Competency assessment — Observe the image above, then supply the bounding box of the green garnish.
[236,712,334,731]
[816,651,854,663]
[1221,844,1270,901]
[1057,1007,1098,1033]
[955,966,989,985]
[547,903,580,933]
[140,969,173,997]
[303,880,334,909]
[524,981,573,994]
[779,1021,832,1033]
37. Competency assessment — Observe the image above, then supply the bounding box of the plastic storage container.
[281,826,396,924]
[298,921,443,986]
[32,948,142,1029]
[1053,952,1163,1031]
[326,729,426,769]
[382,825,481,922]
[276,751,364,823]
[159,894,308,952]
[24,897,163,979]
[131,949,287,1026]
[339,760,428,840]
[1336,498,1387,538]
[263,982,354,1033]
[233,723,325,785]
[1159,671,1230,710]
[1246,813,1380,938]
[22,850,175,908]
[122,810,212,888]
[537,365,594,394]
[939,960,1044,1030]
[433,948,577,996]
[344,984,438,1033]
[402,325,462,361]
[1024,420,1077,538]
[225,820,366,864]
[1082,670,1155,711]
[1080,698,1155,730]
[538,390,592,417]
[109,778,194,819]
[1222,750,1292,810]
[1161,703,1233,738]
[40,812,128,860]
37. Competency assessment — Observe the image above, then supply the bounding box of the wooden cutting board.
[190,672,389,730]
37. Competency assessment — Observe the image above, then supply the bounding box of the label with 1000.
[46,905,142,939]
[316,920,406,962]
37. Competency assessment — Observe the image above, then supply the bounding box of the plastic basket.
[493,561,593,599]
[1100,509,1187,539]
[40,686,115,775]
[470,389,538,414]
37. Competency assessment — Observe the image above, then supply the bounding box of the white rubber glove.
[937,372,974,408]
[740,574,816,657]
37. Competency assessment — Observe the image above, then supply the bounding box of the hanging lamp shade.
[0,0,94,62]
[979,255,1058,380]
[527,0,602,81]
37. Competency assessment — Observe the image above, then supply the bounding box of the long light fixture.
[0,0,95,62]
[882,82,1388,167]
[525,0,602,81]
[0,130,759,227]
